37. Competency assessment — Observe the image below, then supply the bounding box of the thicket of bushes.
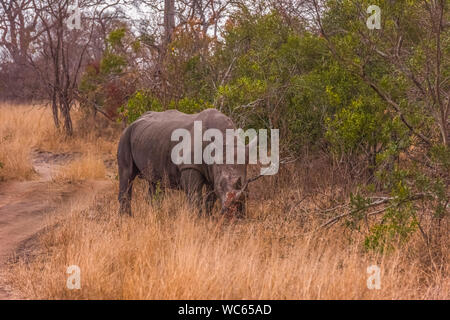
[78,2,448,251]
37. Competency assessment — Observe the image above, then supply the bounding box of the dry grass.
[0,103,54,180]
[1,102,448,300]
[53,153,107,182]
[0,102,117,181]
[6,179,448,299]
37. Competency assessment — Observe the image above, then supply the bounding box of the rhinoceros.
[117,108,252,216]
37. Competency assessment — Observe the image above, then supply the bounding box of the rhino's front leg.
[180,169,205,213]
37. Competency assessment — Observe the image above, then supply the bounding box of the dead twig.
[318,193,429,229]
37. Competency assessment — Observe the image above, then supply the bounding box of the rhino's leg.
[148,182,155,198]
[204,184,217,216]
[180,169,205,213]
[118,133,139,216]
[147,181,158,203]
[118,166,138,216]
[237,191,248,218]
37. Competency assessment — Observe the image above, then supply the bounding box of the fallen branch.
[318,193,429,229]
[287,195,310,216]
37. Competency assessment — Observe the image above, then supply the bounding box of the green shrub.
[118,91,163,124]
[168,97,214,114]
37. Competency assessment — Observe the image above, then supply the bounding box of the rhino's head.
[214,164,247,217]
[211,131,258,216]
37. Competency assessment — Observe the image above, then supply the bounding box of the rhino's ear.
[245,136,258,164]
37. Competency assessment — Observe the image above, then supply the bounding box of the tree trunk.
[59,93,73,136]
[51,90,60,128]
[164,0,175,46]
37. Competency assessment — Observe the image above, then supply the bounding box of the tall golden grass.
[0,104,54,180]
[7,180,448,299]
[1,103,448,299]
[53,153,106,182]
[0,103,113,181]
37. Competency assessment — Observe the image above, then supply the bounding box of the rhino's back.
[128,109,234,183]
[135,108,234,129]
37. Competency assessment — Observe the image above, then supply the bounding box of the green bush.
[119,92,214,124]
[78,27,138,119]
[168,97,214,115]
[118,91,163,124]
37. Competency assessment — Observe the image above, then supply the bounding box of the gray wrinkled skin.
[117,109,247,216]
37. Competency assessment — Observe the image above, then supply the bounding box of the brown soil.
[0,150,109,299]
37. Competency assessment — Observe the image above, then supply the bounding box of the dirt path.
[0,151,110,299]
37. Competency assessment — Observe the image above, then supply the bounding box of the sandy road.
[0,151,111,299]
